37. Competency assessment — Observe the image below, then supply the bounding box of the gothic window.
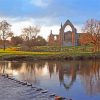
[54,36,57,40]
[64,25,72,33]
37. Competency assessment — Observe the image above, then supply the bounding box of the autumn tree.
[79,19,100,52]
[0,20,13,50]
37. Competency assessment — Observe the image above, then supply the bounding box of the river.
[0,60,100,100]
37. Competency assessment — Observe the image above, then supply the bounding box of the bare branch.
[22,25,40,40]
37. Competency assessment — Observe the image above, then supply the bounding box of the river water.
[0,60,100,100]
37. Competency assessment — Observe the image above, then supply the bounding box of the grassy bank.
[0,48,100,61]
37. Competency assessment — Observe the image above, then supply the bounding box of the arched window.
[54,36,57,40]
[64,25,72,32]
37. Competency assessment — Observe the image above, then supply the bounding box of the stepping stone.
[36,88,43,91]
[32,86,36,88]
[41,90,48,93]
[49,93,56,97]
[27,83,32,86]
[21,82,27,85]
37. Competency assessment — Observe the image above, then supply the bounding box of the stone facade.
[48,20,79,46]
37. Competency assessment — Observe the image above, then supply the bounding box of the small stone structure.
[48,20,80,46]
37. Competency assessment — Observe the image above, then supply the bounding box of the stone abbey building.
[48,20,80,46]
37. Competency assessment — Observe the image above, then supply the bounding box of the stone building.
[48,20,79,46]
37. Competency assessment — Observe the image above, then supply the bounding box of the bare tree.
[80,19,100,52]
[22,25,40,40]
[0,20,13,50]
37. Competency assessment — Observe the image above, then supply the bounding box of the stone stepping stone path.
[0,74,69,100]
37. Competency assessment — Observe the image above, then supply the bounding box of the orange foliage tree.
[79,19,100,52]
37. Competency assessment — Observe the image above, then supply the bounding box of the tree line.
[0,19,100,52]
[0,20,47,50]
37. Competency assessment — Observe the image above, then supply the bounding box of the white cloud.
[0,17,83,40]
[0,17,59,39]
[11,21,33,35]
[11,22,60,40]
[11,20,60,39]
[30,0,53,7]
[40,25,60,39]
[75,25,83,33]
[9,17,60,39]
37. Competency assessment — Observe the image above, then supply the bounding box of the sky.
[0,0,100,39]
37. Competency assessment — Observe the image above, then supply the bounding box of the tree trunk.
[3,31,6,51]
[3,39,6,51]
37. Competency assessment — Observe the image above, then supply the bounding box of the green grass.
[0,46,99,60]
[0,49,94,57]
[0,50,59,56]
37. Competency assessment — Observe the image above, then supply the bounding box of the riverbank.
[0,50,100,61]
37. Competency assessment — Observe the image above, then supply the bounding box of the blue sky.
[0,0,100,38]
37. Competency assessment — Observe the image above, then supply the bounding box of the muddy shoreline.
[0,55,100,61]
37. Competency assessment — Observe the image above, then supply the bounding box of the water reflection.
[0,60,100,97]
[79,60,100,95]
